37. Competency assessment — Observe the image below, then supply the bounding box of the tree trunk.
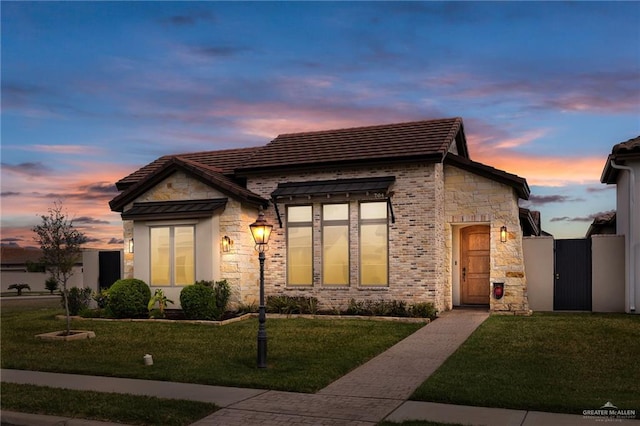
[62,283,71,335]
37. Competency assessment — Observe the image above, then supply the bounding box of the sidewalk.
[3,309,637,426]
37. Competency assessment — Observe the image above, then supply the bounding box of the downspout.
[610,161,636,312]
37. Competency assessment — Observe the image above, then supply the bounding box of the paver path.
[191,309,489,425]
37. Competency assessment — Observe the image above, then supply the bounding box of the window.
[287,206,313,285]
[150,226,194,286]
[360,202,388,286]
[322,204,349,285]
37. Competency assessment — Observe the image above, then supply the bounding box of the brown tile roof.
[116,147,260,191]
[1,246,43,266]
[601,135,640,184]
[236,117,466,172]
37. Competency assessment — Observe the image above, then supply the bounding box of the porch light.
[128,238,134,253]
[222,235,233,252]
[249,207,272,368]
[500,226,508,243]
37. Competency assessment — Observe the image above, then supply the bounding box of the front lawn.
[0,382,217,426]
[1,306,423,393]
[411,313,640,415]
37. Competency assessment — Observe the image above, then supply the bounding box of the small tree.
[33,202,87,335]
[45,276,59,294]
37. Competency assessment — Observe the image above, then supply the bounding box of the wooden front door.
[461,225,490,305]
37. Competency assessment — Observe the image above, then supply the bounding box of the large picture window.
[287,205,313,286]
[359,202,388,286]
[150,225,194,286]
[322,204,349,286]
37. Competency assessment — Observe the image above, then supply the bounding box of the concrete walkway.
[3,309,637,426]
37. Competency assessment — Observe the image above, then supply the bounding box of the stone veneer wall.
[120,170,261,307]
[444,165,530,314]
[245,162,449,312]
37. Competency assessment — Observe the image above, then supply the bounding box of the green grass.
[1,305,423,393]
[411,313,640,415]
[0,382,217,426]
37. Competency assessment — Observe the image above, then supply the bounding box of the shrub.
[93,289,110,309]
[44,277,59,294]
[409,302,438,320]
[266,295,319,314]
[180,284,217,320]
[212,279,231,314]
[106,278,151,319]
[64,287,92,315]
[7,283,30,296]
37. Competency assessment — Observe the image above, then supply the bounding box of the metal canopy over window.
[121,199,227,221]
[271,176,396,226]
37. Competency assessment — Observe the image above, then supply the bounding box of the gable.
[109,156,267,213]
[445,153,530,200]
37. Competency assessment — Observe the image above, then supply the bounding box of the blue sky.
[2,1,639,249]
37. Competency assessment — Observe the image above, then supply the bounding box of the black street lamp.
[249,207,273,368]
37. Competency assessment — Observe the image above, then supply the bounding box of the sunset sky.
[2,1,639,250]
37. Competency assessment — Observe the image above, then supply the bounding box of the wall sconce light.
[222,235,233,252]
[493,282,504,300]
[500,226,508,243]
[128,238,134,253]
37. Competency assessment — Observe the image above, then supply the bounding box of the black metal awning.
[271,176,395,227]
[271,176,395,199]
[121,199,227,221]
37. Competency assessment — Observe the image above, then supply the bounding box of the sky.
[1,1,639,250]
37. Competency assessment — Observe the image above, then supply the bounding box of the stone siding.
[444,165,530,314]
[245,163,448,312]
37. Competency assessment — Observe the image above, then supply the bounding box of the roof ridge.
[273,117,460,139]
[174,156,224,173]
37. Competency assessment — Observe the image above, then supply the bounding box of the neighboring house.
[109,117,532,314]
[601,135,640,313]
[0,246,83,293]
[586,211,617,238]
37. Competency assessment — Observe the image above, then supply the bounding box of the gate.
[554,239,592,310]
[98,251,121,289]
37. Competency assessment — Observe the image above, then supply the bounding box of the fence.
[523,235,625,312]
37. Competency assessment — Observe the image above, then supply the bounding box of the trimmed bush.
[64,287,92,315]
[106,278,151,319]
[180,284,217,320]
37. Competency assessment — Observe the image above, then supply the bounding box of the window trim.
[149,224,195,287]
[321,203,350,286]
[286,205,314,286]
[358,201,389,286]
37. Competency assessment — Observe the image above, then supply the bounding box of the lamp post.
[249,208,273,368]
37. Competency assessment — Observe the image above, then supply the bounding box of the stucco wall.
[523,236,554,311]
[592,235,625,312]
[444,165,530,314]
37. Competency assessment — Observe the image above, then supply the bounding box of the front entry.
[460,225,490,305]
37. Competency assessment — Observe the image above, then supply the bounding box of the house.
[601,135,640,313]
[109,117,532,314]
[0,246,83,293]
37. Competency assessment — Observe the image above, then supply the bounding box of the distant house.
[0,246,81,293]
[601,135,640,313]
[110,117,533,314]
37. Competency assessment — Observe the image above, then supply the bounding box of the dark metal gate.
[554,239,592,310]
[98,251,121,289]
